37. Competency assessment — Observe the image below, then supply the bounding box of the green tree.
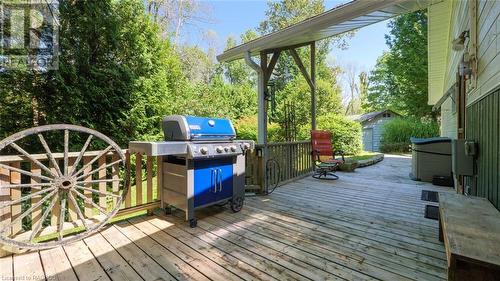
[259,0,353,88]
[255,0,348,140]
[178,45,216,83]
[270,75,343,141]
[0,0,186,147]
[366,11,431,118]
[359,71,369,112]
[223,36,254,85]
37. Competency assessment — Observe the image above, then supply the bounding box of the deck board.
[83,232,143,281]
[0,155,449,280]
[114,220,210,281]
[13,251,45,281]
[39,247,78,281]
[0,254,12,279]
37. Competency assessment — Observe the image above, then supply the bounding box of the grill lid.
[163,115,236,141]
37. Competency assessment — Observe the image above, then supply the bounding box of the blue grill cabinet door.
[193,160,218,207]
[216,162,233,202]
[193,159,233,207]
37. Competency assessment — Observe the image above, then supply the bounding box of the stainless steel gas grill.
[129,115,254,227]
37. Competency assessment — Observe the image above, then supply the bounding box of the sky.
[181,0,392,98]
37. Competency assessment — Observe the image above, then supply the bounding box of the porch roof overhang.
[217,0,433,63]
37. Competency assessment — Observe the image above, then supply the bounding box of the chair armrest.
[334,150,345,163]
[311,149,321,162]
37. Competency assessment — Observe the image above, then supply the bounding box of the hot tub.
[410,137,452,183]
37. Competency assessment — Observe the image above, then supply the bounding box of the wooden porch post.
[259,52,269,193]
[259,52,268,146]
[244,51,268,193]
[311,42,317,130]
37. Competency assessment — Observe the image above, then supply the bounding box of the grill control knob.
[224,147,229,152]
[200,147,208,154]
[216,146,223,153]
[243,143,250,150]
[230,146,237,152]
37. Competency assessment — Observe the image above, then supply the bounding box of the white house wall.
[437,0,500,138]
[467,0,500,105]
[440,98,457,139]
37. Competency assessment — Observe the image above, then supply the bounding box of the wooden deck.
[0,155,452,281]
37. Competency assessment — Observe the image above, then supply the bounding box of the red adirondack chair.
[311,130,345,180]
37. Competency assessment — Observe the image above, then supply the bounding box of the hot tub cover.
[410,137,451,145]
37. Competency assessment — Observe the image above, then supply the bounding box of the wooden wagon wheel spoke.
[0,187,56,209]
[74,159,123,181]
[67,191,89,229]
[72,145,113,178]
[63,130,69,176]
[0,124,129,250]
[58,196,67,241]
[74,178,122,185]
[68,135,93,176]
[38,133,63,177]
[9,143,57,178]
[74,185,121,199]
[0,189,58,235]
[0,163,54,182]
[29,193,59,242]
[70,189,109,216]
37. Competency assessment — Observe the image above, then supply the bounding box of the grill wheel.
[230,196,244,213]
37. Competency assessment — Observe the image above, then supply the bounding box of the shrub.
[234,116,280,142]
[379,142,411,153]
[315,113,362,155]
[235,114,362,155]
[380,117,439,153]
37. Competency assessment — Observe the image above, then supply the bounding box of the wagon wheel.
[0,124,129,250]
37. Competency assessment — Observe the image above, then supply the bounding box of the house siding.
[437,0,469,140]
[467,0,500,104]
[442,0,470,93]
[429,0,500,210]
[436,0,500,106]
[440,98,457,139]
[465,1,500,211]
[466,88,500,209]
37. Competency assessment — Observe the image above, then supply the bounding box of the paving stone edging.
[357,154,384,168]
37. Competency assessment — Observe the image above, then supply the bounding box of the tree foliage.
[254,0,348,140]
[365,11,431,118]
[380,117,439,152]
[0,0,354,150]
[1,0,186,146]
[315,113,362,155]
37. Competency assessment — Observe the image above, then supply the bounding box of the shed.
[350,109,401,152]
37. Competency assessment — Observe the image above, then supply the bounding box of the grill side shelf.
[129,141,189,156]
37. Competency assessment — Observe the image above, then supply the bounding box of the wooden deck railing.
[0,150,160,243]
[0,141,312,249]
[245,141,314,192]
